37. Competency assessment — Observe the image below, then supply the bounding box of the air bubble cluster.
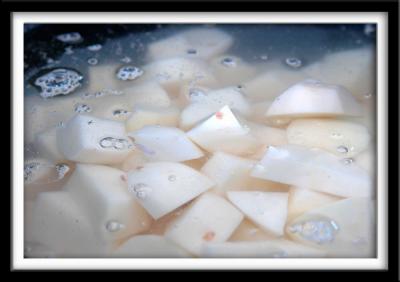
[285,57,302,68]
[289,218,339,244]
[221,57,236,68]
[34,68,83,98]
[56,32,83,44]
[74,103,92,113]
[99,137,132,150]
[116,66,144,81]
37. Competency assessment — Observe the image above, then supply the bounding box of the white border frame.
[12,12,388,270]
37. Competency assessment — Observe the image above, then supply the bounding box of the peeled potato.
[228,219,277,242]
[287,118,370,157]
[124,81,171,108]
[265,79,363,119]
[127,162,215,219]
[128,125,204,162]
[34,126,66,162]
[286,197,375,258]
[251,145,372,198]
[354,146,374,175]
[164,192,244,255]
[227,191,289,236]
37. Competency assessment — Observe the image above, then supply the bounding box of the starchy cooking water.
[23,24,376,259]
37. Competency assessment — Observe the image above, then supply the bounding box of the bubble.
[99,137,115,148]
[56,32,83,44]
[341,158,354,165]
[116,66,144,81]
[120,56,132,63]
[74,103,92,113]
[113,138,132,150]
[188,88,206,101]
[24,162,40,182]
[336,145,349,154]
[330,132,343,139]
[260,54,268,61]
[87,57,98,65]
[289,218,339,244]
[221,57,236,67]
[87,44,102,51]
[187,49,197,55]
[112,109,130,117]
[364,93,372,99]
[34,68,83,98]
[168,175,176,182]
[105,220,124,232]
[285,57,302,68]
[129,183,151,199]
[55,163,70,180]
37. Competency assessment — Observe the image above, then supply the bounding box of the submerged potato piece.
[64,164,152,242]
[147,28,233,61]
[287,118,370,157]
[303,48,375,100]
[265,79,363,119]
[228,219,277,242]
[179,87,251,130]
[31,191,112,257]
[140,57,217,94]
[200,239,326,258]
[123,81,171,108]
[200,152,286,195]
[287,187,342,221]
[210,55,257,86]
[247,121,288,147]
[127,162,215,219]
[125,105,180,132]
[187,105,261,155]
[57,114,134,164]
[34,126,66,162]
[286,198,375,257]
[227,191,289,236]
[242,64,308,101]
[113,235,191,258]
[354,146,374,175]
[128,125,204,162]
[251,145,372,198]
[164,193,244,255]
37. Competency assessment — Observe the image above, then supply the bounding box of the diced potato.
[265,79,363,119]
[228,219,277,242]
[303,48,375,100]
[57,114,134,164]
[120,150,150,172]
[123,81,171,108]
[251,145,372,198]
[128,125,204,162]
[139,57,218,94]
[146,205,188,235]
[164,193,243,255]
[286,198,375,257]
[113,235,191,258]
[64,164,152,241]
[200,239,326,258]
[354,146,374,175]
[210,55,257,86]
[200,152,287,195]
[249,100,273,122]
[179,87,251,130]
[187,105,261,155]
[31,191,113,257]
[287,187,342,221]
[147,28,233,61]
[227,191,289,236]
[34,126,66,162]
[247,121,288,147]
[242,63,308,101]
[287,118,370,158]
[182,156,209,171]
[127,162,215,219]
[125,105,180,132]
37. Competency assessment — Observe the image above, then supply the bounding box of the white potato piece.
[249,100,273,122]
[287,187,342,221]
[164,193,244,255]
[64,164,152,241]
[229,219,277,242]
[31,191,112,257]
[354,146,374,175]
[247,121,288,147]
[242,63,308,101]
[286,197,375,257]
[34,126,66,162]
[113,235,191,258]
[120,150,150,172]
[147,28,233,61]
[210,55,257,86]
[287,118,370,157]
[265,79,363,119]
[227,191,289,236]
[179,87,251,130]
[57,114,134,164]
[128,125,204,162]
[123,81,171,108]
[140,57,217,94]
[125,105,180,132]
[303,47,375,100]
[187,105,261,155]
[251,145,373,198]
[200,239,326,258]
[127,162,215,219]
[200,152,287,195]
